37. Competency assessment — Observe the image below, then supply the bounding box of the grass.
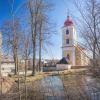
[10,68,87,83]
[1,68,94,100]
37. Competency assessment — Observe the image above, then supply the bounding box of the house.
[1,61,15,76]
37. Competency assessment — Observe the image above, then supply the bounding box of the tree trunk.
[25,59,27,80]
[28,0,36,76]
[33,32,36,75]
[39,21,42,72]
[13,47,18,75]
[93,41,96,66]
[17,57,20,91]
[39,37,42,72]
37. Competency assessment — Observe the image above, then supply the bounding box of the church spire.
[64,9,73,27]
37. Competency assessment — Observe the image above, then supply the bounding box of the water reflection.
[38,75,100,100]
[40,76,66,100]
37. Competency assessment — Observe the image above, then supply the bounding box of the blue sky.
[0,0,79,60]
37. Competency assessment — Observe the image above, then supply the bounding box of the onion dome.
[64,16,73,27]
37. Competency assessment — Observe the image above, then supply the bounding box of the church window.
[66,39,69,44]
[66,29,69,34]
[67,54,70,60]
[66,54,70,63]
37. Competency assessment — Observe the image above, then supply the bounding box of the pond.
[34,74,100,100]
[39,76,66,100]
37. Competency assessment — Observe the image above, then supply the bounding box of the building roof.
[76,44,86,50]
[57,57,68,64]
[64,16,73,27]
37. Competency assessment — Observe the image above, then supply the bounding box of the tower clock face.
[66,29,69,34]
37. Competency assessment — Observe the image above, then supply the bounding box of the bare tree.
[1,19,21,75]
[0,32,2,77]
[28,0,38,75]
[0,32,2,95]
[74,0,100,66]
[21,33,32,80]
[27,0,55,74]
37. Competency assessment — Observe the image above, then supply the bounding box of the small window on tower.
[66,39,69,44]
[66,54,70,64]
[66,29,69,34]
[67,54,70,60]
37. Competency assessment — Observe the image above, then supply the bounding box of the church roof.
[64,16,73,27]
[76,44,86,50]
[57,57,68,64]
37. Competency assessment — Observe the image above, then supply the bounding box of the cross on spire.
[67,9,70,19]
[64,9,73,27]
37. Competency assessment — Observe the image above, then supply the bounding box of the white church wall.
[62,26,73,46]
[56,64,71,70]
[73,27,77,44]
[72,48,76,65]
[63,48,75,65]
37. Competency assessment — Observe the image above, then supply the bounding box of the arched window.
[67,54,70,60]
[66,39,69,44]
[66,54,70,64]
[66,29,69,34]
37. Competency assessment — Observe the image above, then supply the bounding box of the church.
[61,15,88,66]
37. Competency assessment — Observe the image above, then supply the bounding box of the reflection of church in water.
[61,15,88,66]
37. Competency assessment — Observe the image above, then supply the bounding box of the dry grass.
[1,68,100,100]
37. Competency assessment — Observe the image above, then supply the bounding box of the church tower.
[62,16,77,65]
